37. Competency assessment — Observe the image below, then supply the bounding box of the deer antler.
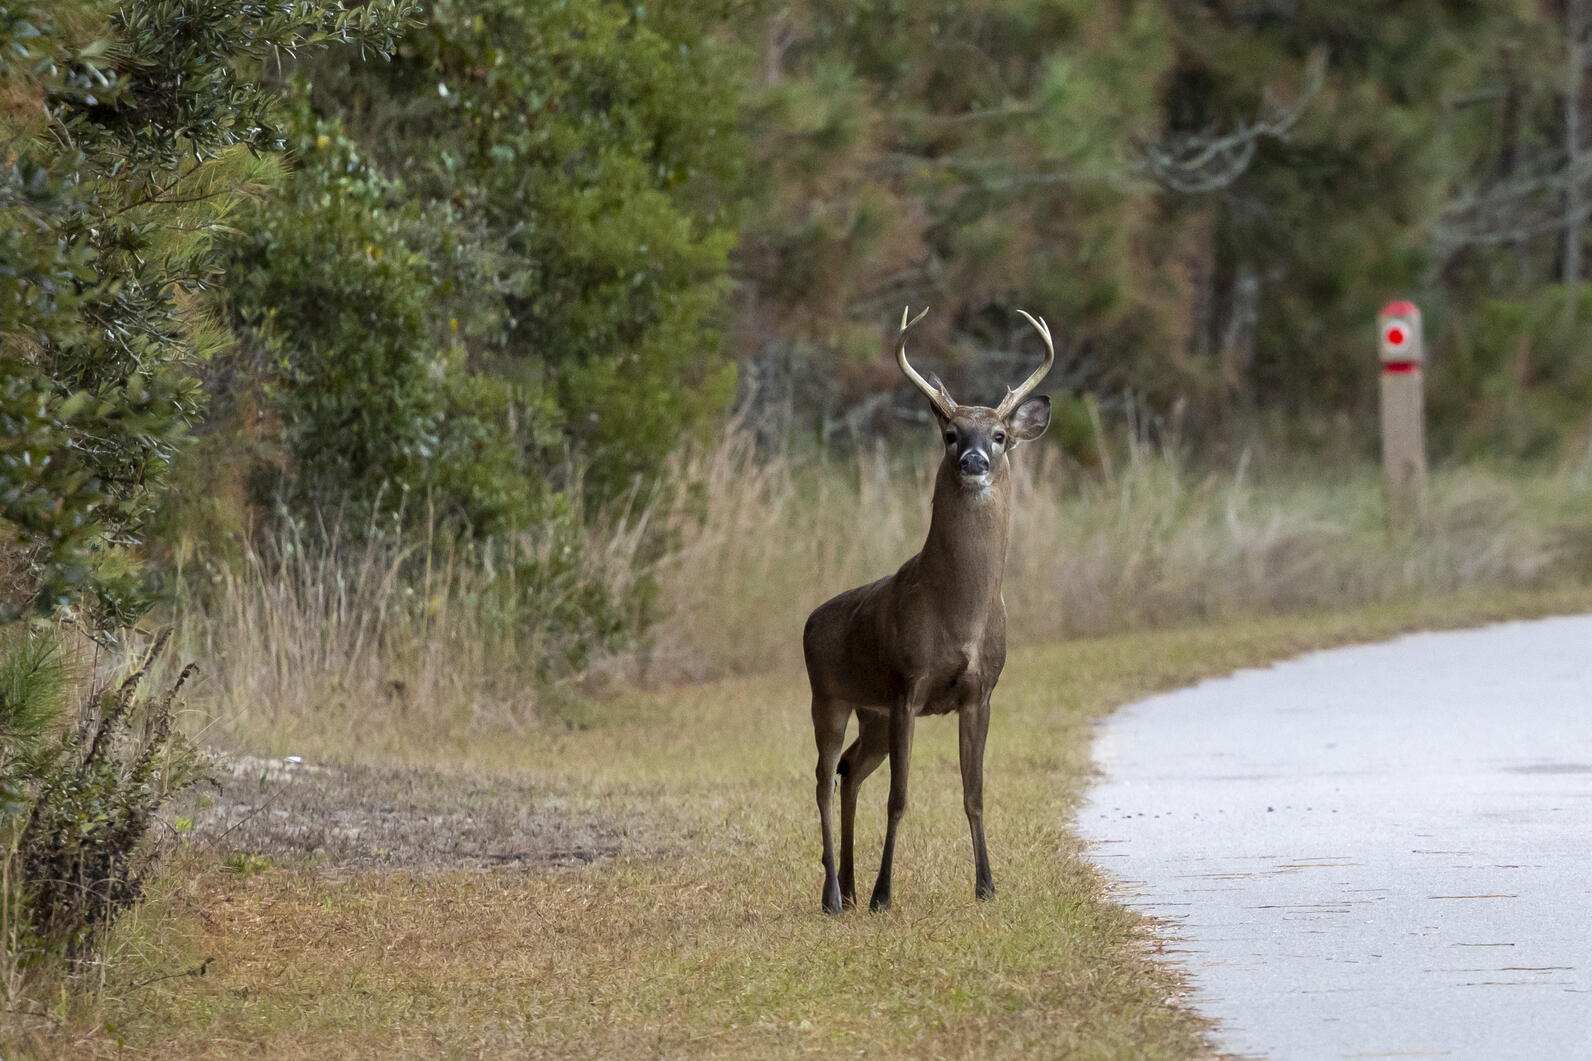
[995,310,1054,419]
[895,306,955,419]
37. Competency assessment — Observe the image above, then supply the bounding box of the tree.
[0,0,416,626]
[733,0,1178,441]
[282,0,746,504]
[224,99,544,533]
[1141,1,1510,429]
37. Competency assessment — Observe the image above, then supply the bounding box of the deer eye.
[943,429,957,444]
[993,431,1006,446]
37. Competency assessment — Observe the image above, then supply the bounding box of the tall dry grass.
[172,426,1592,743]
[170,511,652,749]
[639,427,1592,681]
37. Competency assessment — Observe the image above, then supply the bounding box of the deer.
[803,305,1053,914]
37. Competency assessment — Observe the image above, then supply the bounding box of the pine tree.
[0,0,415,625]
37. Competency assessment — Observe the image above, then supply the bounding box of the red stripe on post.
[1382,360,1420,374]
[1381,300,1417,317]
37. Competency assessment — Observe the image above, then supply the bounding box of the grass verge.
[8,584,1592,1059]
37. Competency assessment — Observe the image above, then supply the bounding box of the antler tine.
[895,306,955,419]
[996,309,1055,419]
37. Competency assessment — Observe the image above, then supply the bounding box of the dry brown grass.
[154,425,1592,757]
[8,585,1592,1059]
[639,427,1592,682]
[169,510,652,754]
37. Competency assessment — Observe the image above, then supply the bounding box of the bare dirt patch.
[188,756,637,870]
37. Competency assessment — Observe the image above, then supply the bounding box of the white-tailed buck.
[804,306,1053,913]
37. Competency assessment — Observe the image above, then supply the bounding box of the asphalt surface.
[1079,614,1592,1060]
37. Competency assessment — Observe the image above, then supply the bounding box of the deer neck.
[919,462,1011,615]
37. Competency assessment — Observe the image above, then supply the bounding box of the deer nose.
[959,449,989,476]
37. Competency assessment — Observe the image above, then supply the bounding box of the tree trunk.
[1565,0,1586,292]
[1218,261,1260,406]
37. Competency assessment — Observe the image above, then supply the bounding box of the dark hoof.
[869,893,891,913]
[823,879,843,915]
[976,883,996,902]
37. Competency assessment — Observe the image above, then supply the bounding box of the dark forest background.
[8,0,1592,632]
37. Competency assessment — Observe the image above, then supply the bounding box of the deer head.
[895,306,1054,492]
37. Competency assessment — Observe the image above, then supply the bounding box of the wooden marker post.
[1377,300,1427,523]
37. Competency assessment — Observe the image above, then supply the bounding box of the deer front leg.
[813,697,849,915]
[838,713,889,908]
[959,695,995,901]
[869,701,917,912]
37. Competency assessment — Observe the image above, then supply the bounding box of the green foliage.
[730,1,1591,454]
[0,4,125,620]
[1431,288,1592,459]
[205,0,744,670]
[735,0,1179,417]
[0,625,69,817]
[226,101,545,533]
[432,366,544,536]
[1158,0,1504,417]
[227,116,442,524]
[223,852,272,877]
[12,631,209,958]
[290,0,745,502]
[0,0,417,628]
[10,0,1592,713]
[482,498,639,676]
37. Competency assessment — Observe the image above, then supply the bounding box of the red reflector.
[1385,326,1406,346]
[1383,361,1420,374]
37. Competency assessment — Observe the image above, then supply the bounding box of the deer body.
[805,465,1009,717]
[804,308,1053,914]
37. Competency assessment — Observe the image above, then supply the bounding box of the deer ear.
[925,372,957,421]
[1007,395,1051,444]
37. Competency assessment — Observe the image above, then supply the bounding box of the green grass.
[9,584,1592,1059]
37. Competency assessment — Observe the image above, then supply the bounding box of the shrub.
[226,120,443,525]
[6,631,209,962]
[225,105,548,536]
[291,0,745,505]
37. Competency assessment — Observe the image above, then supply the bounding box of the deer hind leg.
[813,696,850,915]
[869,700,917,912]
[959,695,995,901]
[838,712,888,909]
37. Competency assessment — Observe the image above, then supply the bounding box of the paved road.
[1080,614,1592,1060]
